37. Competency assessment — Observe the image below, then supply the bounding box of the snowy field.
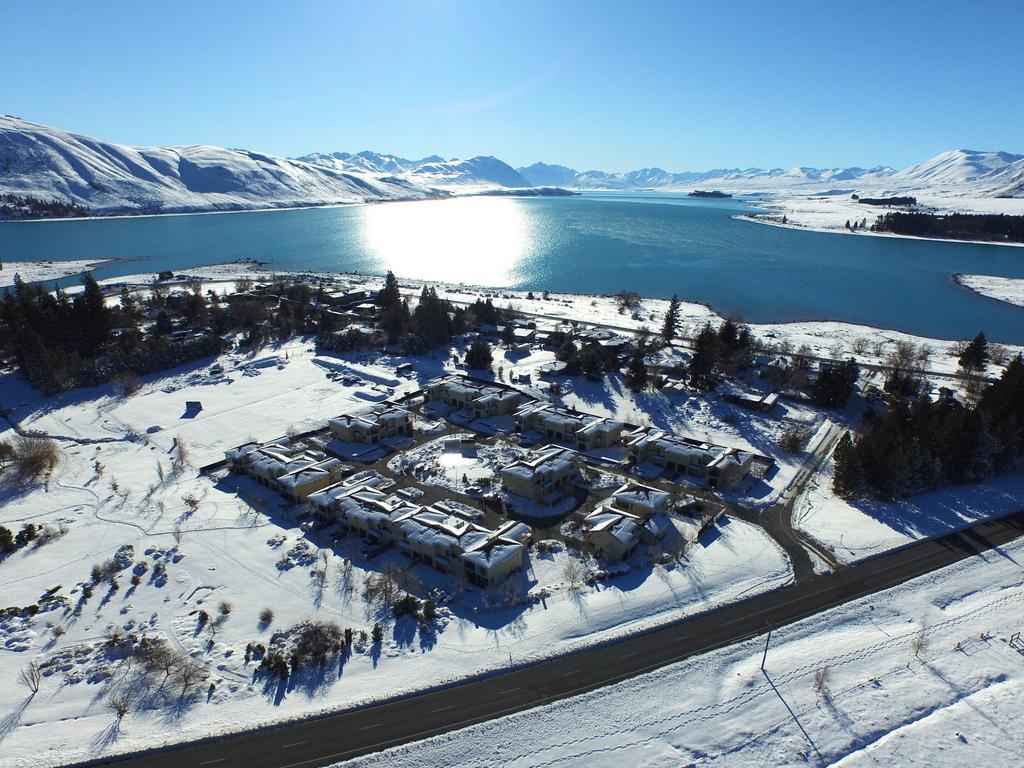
[0,259,111,289]
[743,191,1024,246]
[0,341,793,767]
[336,535,1024,768]
[795,460,1024,566]
[956,274,1024,309]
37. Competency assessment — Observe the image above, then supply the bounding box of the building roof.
[500,445,578,482]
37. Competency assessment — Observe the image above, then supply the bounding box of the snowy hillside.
[888,149,1024,187]
[0,116,443,215]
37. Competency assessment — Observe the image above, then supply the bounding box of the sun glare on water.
[359,197,531,285]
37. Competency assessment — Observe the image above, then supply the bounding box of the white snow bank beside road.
[796,460,1024,565]
[956,273,1024,308]
[336,535,1024,768]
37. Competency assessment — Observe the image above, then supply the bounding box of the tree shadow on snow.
[0,695,34,744]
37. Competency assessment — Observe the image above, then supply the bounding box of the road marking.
[359,722,383,730]
[198,760,225,766]
[500,687,520,694]
[435,704,455,712]
[621,650,639,658]
[563,669,582,677]
[282,741,307,748]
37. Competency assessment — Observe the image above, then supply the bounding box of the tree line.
[871,212,1024,243]
[0,193,90,219]
[834,354,1024,499]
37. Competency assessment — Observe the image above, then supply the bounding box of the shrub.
[393,593,419,619]
[422,599,437,622]
[111,371,140,397]
[778,425,811,454]
[13,436,59,483]
[292,620,344,664]
[258,607,274,627]
[15,523,37,548]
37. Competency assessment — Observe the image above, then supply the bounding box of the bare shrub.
[562,558,586,590]
[112,371,140,397]
[172,658,207,694]
[0,440,15,472]
[911,617,928,660]
[989,344,1009,366]
[13,436,59,483]
[364,566,400,607]
[258,608,274,628]
[18,661,41,694]
[778,425,812,454]
[172,438,189,473]
[292,620,344,665]
[107,691,133,719]
[813,667,830,699]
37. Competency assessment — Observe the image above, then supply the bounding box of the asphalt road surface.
[96,509,1024,768]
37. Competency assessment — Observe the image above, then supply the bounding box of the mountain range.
[297,148,1024,197]
[1,115,1022,218]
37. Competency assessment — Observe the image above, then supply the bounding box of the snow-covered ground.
[956,274,1024,308]
[336,534,1024,768]
[794,460,1024,566]
[44,262,1024,378]
[742,191,1024,246]
[0,339,793,768]
[0,259,111,289]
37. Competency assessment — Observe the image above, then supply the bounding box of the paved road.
[96,508,1024,768]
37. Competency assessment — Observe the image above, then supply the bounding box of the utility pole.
[761,626,772,671]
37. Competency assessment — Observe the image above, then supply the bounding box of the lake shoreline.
[737,210,1024,249]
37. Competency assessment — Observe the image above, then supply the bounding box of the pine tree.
[959,409,998,482]
[688,322,719,390]
[464,336,494,371]
[380,299,409,344]
[377,271,401,310]
[625,332,649,392]
[958,332,988,372]
[832,433,865,497]
[660,294,681,343]
[72,272,110,357]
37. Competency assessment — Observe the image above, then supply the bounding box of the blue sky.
[4,0,1022,171]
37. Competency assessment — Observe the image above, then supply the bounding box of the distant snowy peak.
[516,162,898,190]
[0,116,441,214]
[298,151,529,188]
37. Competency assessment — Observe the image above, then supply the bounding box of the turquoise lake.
[2,192,1023,342]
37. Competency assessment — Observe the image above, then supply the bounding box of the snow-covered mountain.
[517,162,897,191]
[295,150,446,175]
[0,116,443,215]
[3,115,1022,221]
[297,150,529,188]
[887,149,1024,187]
